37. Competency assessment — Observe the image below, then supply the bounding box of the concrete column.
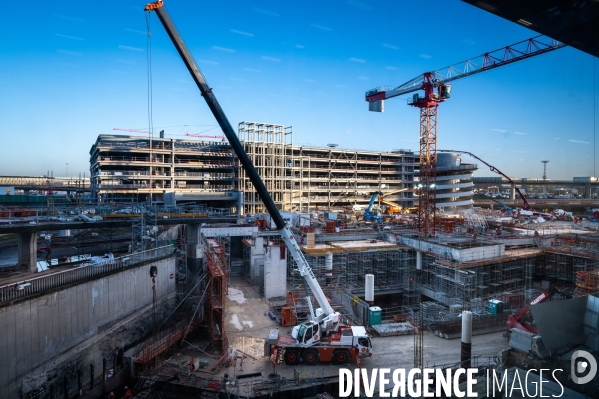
[17,232,37,272]
[365,274,374,304]
[237,191,244,216]
[416,251,422,270]
[510,187,516,200]
[263,243,286,299]
[250,237,265,279]
[186,224,203,292]
[461,310,473,368]
[325,252,333,285]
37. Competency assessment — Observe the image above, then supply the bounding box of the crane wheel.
[284,349,300,365]
[303,349,320,366]
[332,349,351,365]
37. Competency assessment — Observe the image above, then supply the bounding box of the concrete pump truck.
[144,0,373,366]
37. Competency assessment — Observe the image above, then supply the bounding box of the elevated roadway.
[0,216,238,234]
[0,176,91,192]
[0,215,239,272]
[474,198,599,208]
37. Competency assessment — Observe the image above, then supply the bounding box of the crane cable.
[146,11,154,203]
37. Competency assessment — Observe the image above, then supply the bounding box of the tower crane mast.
[365,35,564,238]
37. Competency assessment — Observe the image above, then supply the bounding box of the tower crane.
[365,35,565,238]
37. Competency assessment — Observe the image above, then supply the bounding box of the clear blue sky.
[1,0,597,180]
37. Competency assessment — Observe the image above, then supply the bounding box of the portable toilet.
[368,306,382,327]
[487,299,504,315]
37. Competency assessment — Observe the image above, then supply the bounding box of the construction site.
[3,1,599,399]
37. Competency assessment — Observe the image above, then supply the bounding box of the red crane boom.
[438,149,531,210]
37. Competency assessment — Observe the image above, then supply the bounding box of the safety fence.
[0,245,173,305]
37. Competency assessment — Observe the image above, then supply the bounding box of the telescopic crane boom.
[144,0,340,341]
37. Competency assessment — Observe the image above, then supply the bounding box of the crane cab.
[292,321,321,347]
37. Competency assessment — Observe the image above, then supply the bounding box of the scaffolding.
[175,225,187,299]
[463,213,488,231]
[238,121,288,215]
[131,204,157,254]
[420,252,535,307]
[202,235,229,353]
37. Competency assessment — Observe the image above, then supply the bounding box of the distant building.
[238,121,418,214]
[90,126,419,214]
[89,134,238,209]
[433,153,477,212]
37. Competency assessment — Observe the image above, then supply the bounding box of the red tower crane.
[365,35,565,238]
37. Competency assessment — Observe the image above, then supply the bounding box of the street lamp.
[65,163,68,178]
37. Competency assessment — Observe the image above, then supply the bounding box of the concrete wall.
[249,237,265,281]
[0,256,176,398]
[399,236,504,263]
[264,244,287,300]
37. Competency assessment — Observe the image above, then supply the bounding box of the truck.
[145,0,373,366]
[266,325,372,366]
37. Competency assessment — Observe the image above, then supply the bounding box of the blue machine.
[363,194,382,223]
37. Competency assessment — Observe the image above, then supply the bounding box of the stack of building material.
[306,233,315,249]
[372,322,415,336]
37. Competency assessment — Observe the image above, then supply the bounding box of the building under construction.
[90,126,420,215]
[238,121,418,215]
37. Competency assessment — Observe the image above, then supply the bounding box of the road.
[0,241,130,270]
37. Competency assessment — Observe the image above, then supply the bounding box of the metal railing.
[0,245,173,305]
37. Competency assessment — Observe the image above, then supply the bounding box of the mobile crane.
[144,0,372,366]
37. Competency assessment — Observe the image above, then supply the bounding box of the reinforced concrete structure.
[434,152,476,212]
[238,121,418,214]
[89,130,418,215]
[0,247,176,399]
[89,135,238,207]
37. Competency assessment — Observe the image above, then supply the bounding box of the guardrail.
[0,245,173,305]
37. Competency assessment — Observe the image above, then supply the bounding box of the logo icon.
[571,350,597,384]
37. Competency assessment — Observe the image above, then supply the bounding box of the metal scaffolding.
[238,121,288,215]
[131,204,157,254]
[175,225,187,299]
[202,235,229,353]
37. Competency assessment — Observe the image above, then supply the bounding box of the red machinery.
[506,286,571,335]
[438,149,555,219]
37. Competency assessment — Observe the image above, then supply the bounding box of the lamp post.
[65,163,68,178]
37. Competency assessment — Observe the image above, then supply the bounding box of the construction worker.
[123,386,133,399]
[188,358,196,376]
[107,393,115,399]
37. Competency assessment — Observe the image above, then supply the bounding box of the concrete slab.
[178,277,510,379]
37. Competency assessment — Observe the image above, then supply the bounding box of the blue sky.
[1,0,597,180]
